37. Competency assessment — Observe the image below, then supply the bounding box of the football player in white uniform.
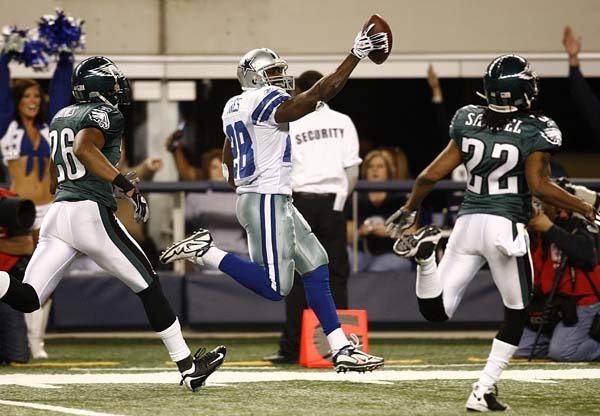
[161,24,388,372]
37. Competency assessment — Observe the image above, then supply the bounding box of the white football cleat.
[160,229,213,265]
[466,383,510,412]
[393,225,441,260]
[333,345,384,373]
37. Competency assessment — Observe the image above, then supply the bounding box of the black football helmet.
[479,54,538,113]
[72,56,131,106]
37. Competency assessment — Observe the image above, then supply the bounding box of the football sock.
[415,254,442,299]
[0,271,9,298]
[156,318,192,363]
[478,338,518,390]
[177,356,194,374]
[327,328,350,355]
[217,253,283,301]
[138,279,178,332]
[302,265,341,336]
[202,246,228,267]
[0,273,40,313]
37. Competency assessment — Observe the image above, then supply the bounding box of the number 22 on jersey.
[225,121,255,180]
[462,137,519,195]
[49,128,87,183]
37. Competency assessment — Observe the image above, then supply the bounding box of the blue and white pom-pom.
[1,25,50,71]
[37,9,85,55]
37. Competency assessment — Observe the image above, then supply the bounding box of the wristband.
[112,174,134,192]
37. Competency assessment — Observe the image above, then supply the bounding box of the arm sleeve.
[568,66,600,141]
[448,108,462,148]
[527,117,563,154]
[78,107,125,141]
[345,165,359,194]
[252,87,291,126]
[0,53,15,138]
[48,53,74,122]
[342,117,361,168]
[544,225,596,271]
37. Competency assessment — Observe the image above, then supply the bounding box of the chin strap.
[89,92,118,108]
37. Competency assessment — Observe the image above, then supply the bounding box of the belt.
[292,192,336,199]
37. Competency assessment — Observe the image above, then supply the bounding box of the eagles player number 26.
[462,137,519,195]
[225,121,255,180]
[49,128,87,183]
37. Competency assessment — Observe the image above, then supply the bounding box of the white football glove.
[385,208,417,239]
[351,23,389,60]
[114,171,150,223]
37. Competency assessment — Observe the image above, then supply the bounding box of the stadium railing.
[135,179,600,273]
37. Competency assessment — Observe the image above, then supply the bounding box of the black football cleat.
[180,345,226,392]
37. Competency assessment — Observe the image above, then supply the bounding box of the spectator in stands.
[515,195,600,361]
[346,150,412,272]
[0,51,73,360]
[179,148,248,257]
[0,188,35,364]
[165,127,203,180]
[116,147,164,268]
[563,26,600,143]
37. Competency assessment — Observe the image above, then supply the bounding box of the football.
[363,14,393,64]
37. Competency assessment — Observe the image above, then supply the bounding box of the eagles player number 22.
[49,127,87,183]
[225,121,255,180]
[462,137,519,195]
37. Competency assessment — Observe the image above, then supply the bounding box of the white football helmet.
[237,48,294,91]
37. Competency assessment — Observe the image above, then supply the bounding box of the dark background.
[176,77,600,177]
[9,76,598,181]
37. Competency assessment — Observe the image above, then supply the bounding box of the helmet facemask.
[261,63,295,91]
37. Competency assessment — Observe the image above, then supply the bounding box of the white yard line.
[0,399,124,416]
[64,361,591,372]
[2,368,600,389]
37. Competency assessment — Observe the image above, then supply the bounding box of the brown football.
[363,14,392,64]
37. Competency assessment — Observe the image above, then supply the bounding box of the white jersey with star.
[222,85,292,195]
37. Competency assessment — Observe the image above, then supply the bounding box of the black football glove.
[113,171,150,223]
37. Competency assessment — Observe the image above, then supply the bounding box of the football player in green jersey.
[386,55,597,412]
[0,56,225,391]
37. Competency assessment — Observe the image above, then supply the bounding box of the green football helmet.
[479,54,538,113]
[72,56,131,106]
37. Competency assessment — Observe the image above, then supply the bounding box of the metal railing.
[136,179,600,273]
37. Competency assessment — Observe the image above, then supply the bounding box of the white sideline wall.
[2,0,600,55]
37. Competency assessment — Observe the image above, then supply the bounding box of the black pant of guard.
[278,193,350,359]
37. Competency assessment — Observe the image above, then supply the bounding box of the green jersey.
[50,103,124,211]
[449,105,562,223]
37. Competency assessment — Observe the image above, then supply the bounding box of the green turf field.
[1,337,599,416]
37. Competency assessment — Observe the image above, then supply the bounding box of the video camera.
[0,196,35,230]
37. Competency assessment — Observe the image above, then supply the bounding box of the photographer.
[515,194,600,361]
[0,188,35,363]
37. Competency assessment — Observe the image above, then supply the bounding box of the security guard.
[265,70,361,363]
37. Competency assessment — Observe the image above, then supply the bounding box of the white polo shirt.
[290,102,361,209]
